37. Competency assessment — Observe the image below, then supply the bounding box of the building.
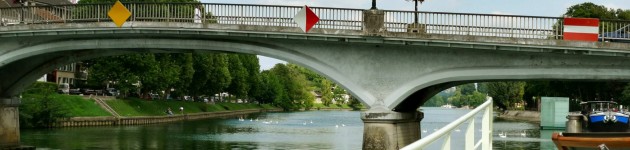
[312,91,322,104]
[41,62,87,87]
[0,0,73,25]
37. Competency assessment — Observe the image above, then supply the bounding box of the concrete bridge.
[2,3,630,149]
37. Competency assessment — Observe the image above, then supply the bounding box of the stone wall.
[50,109,281,128]
[499,110,540,122]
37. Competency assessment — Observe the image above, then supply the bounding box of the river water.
[21,108,560,149]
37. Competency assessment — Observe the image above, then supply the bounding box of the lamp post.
[406,0,425,24]
[19,0,25,24]
[371,0,377,9]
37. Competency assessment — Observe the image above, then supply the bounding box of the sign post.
[293,6,320,33]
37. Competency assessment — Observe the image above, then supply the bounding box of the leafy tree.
[240,55,262,102]
[320,80,333,106]
[457,83,476,95]
[424,94,445,107]
[347,95,363,110]
[564,2,616,19]
[170,53,194,98]
[20,82,70,128]
[333,85,347,105]
[226,54,249,101]
[258,70,283,104]
[467,91,487,107]
[616,9,630,20]
[206,54,231,100]
[484,82,526,110]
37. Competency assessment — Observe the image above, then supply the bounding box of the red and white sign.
[563,18,599,42]
[293,6,320,33]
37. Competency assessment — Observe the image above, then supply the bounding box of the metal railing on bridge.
[1,3,629,41]
[401,98,493,150]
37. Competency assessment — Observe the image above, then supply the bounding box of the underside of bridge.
[2,23,630,149]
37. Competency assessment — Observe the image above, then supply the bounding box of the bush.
[20,94,70,128]
[23,82,57,95]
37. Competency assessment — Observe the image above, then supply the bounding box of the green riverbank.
[105,98,277,116]
[22,94,360,118]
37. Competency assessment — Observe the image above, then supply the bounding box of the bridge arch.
[389,67,630,111]
[0,38,376,106]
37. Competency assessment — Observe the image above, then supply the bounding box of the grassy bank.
[312,103,364,110]
[106,98,277,116]
[22,94,112,117]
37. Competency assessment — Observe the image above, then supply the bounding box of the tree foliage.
[483,82,525,110]
[320,80,333,106]
[20,82,70,128]
[564,2,616,19]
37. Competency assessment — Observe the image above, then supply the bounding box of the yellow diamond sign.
[108,1,131,27]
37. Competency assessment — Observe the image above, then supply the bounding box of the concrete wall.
[50,109,280,127]
[499,110,540,122]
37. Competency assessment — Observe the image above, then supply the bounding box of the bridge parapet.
[1,3,630,42]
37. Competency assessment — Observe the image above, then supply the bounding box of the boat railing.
[401,98,493,150]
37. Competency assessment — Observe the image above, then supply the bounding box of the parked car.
[81,88,96,95]
[599,24,630,43]
[105,88,119,96]
[69,88,82,95]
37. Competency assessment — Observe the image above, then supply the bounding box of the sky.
[201,0,630,70]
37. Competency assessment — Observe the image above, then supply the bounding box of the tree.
[484,82,526,110]
[320,80,333,106]
[205,54,231,100]
[347,95,363,110]
[424,94,445,107]
[333,85,347,105]
[226,54,248,101]
[240,55,261,102]
[457,83,476,95]
[564,2,616,19]
[170,53,194,98]
[258,70,283,104]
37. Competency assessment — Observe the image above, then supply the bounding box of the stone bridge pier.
[362,108,423,150]
[0,97,20,148]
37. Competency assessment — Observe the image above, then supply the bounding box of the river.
[21,108,560,149]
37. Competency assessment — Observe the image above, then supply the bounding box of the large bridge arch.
[0,38,377,107]
[391,67,630,111]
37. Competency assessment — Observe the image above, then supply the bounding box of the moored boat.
[581,101,628,132]
[552,101,630,149]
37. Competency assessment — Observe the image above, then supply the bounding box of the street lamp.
[14,0,27,24]
[371,0,377,9]
[405,0,425,24]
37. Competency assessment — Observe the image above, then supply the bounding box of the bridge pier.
[361,108,423,150]
[0,97,20,149]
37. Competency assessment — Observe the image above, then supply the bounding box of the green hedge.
[23,82,57,95]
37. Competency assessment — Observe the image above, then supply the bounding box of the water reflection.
[22,109,558,149]
[22,111,363,150]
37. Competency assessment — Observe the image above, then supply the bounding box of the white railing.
[402,99,493,150]
[3,3,630,41]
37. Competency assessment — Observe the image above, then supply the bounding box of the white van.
[58,83,69,94]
